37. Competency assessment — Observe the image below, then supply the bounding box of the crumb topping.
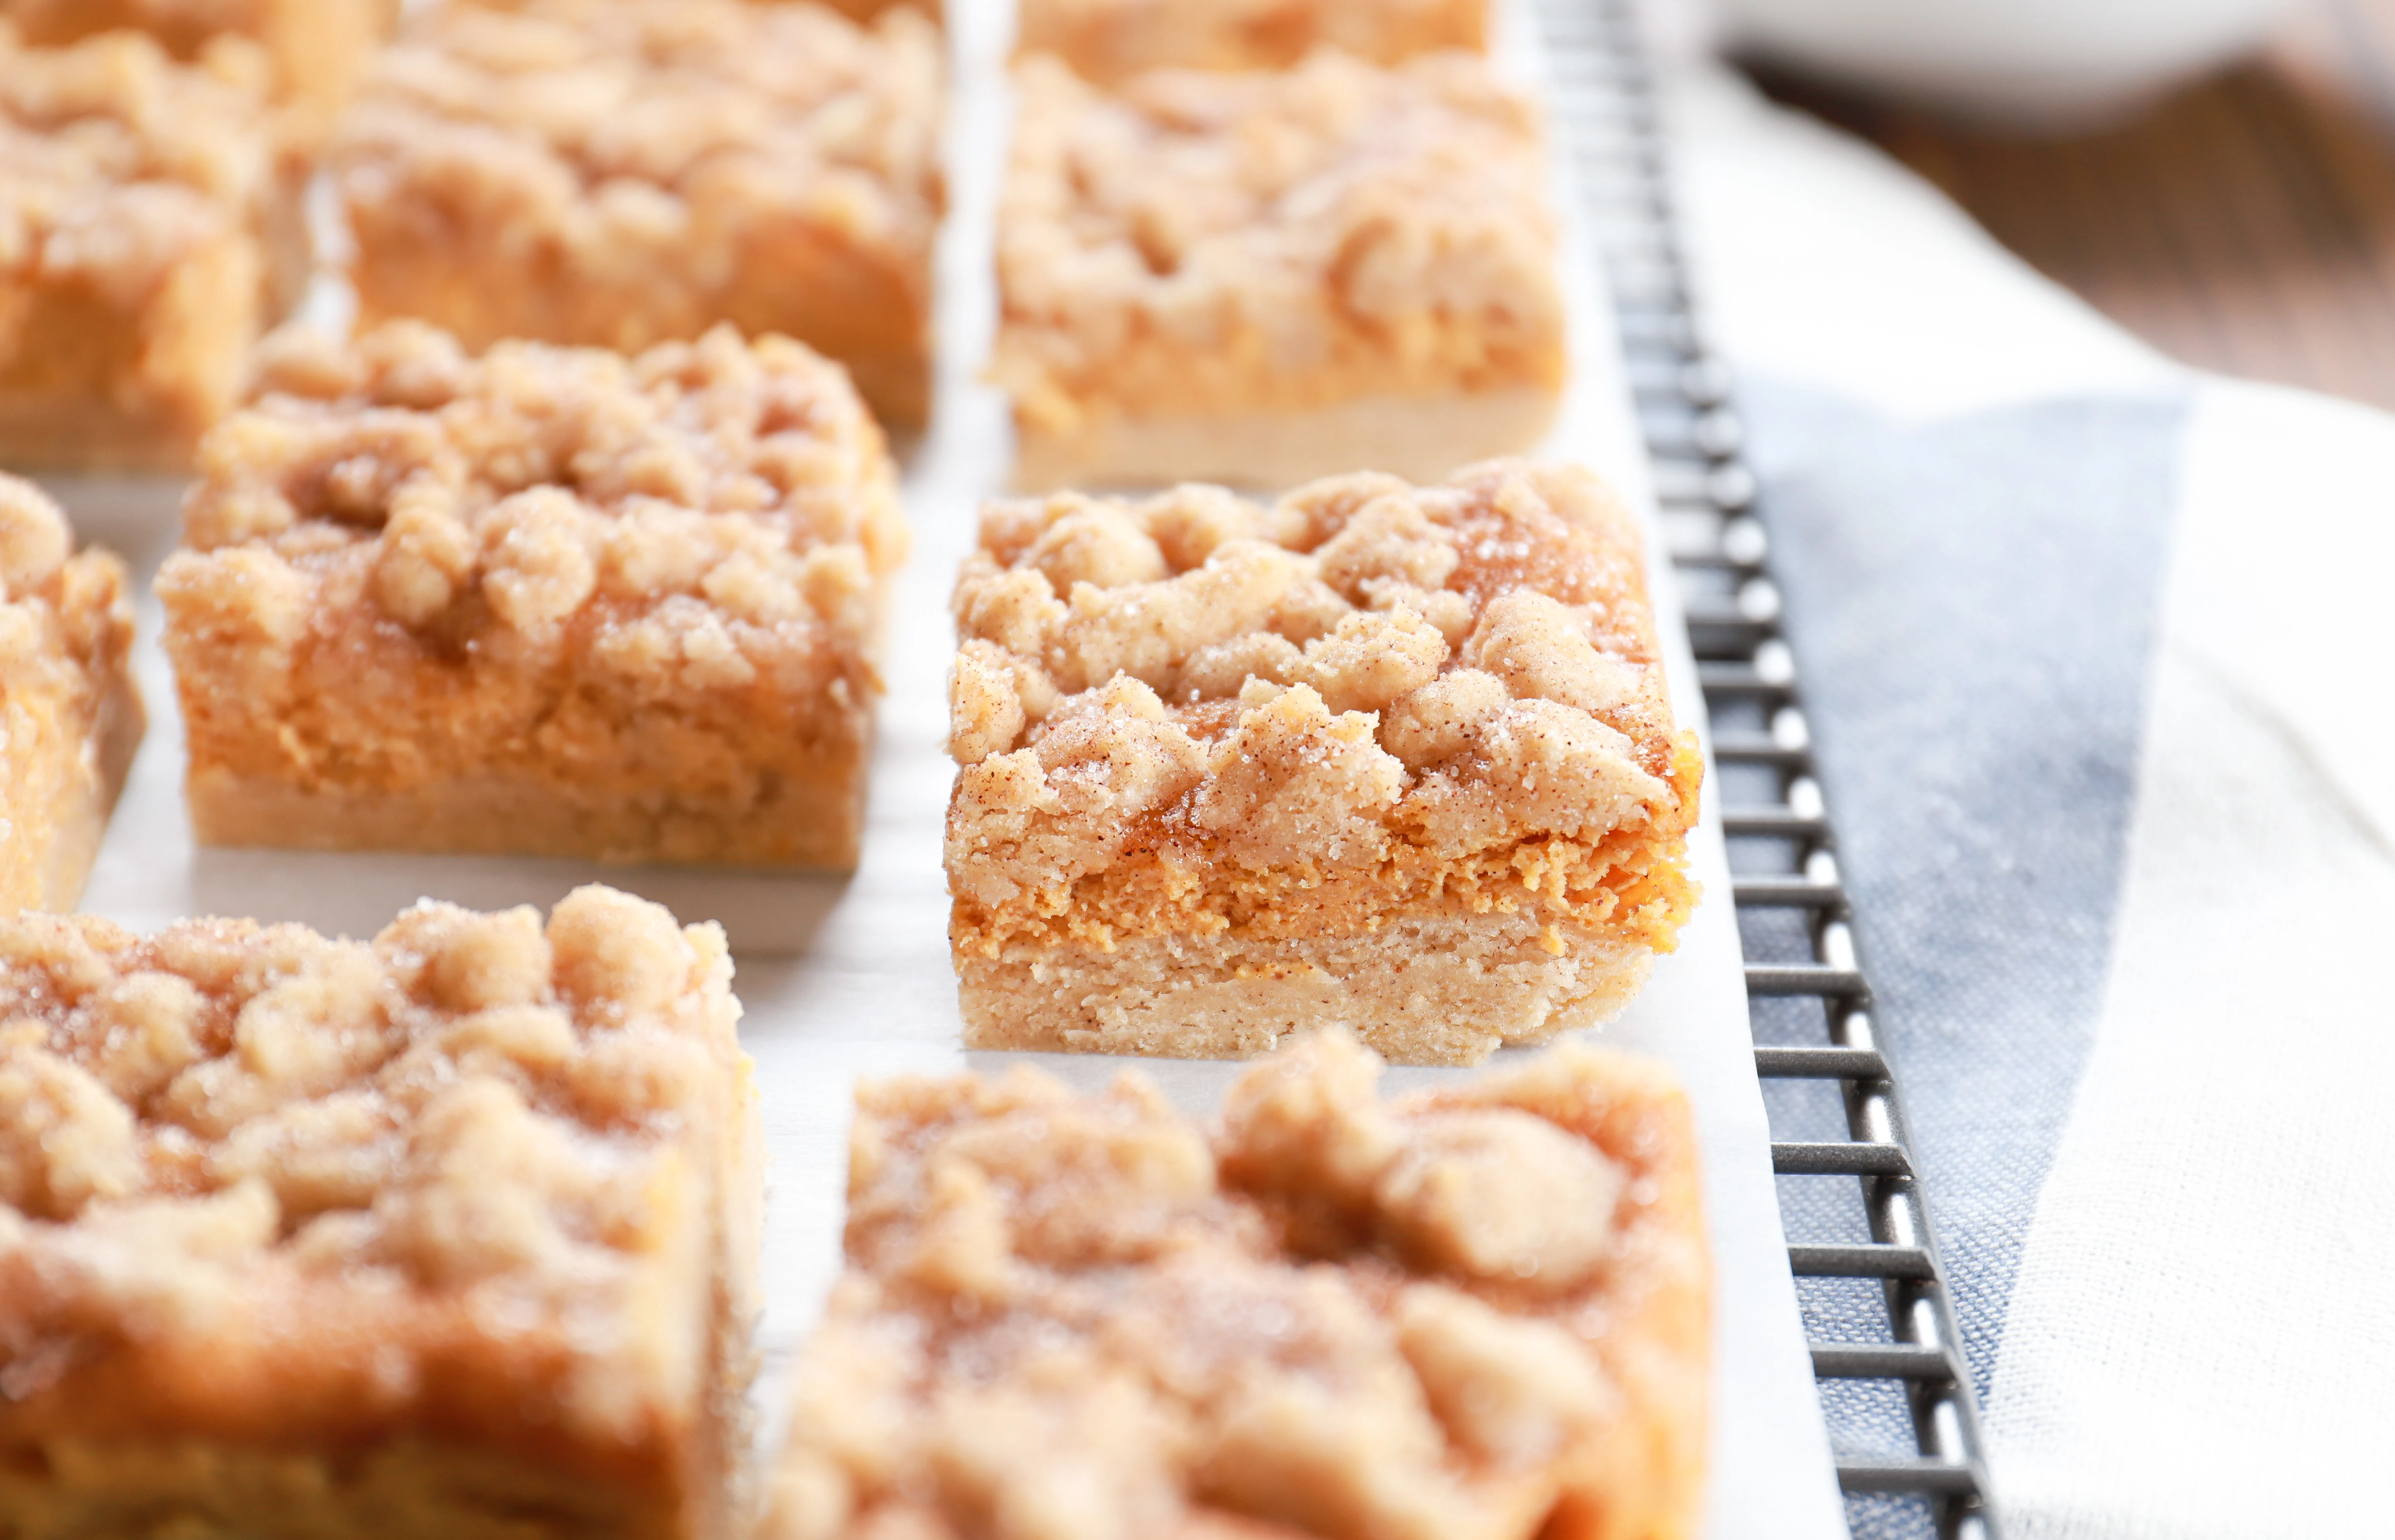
[0,22,280,310]
[178,321,901,630]
[332,0,942,329]
[946,461,1700,951]
[0,888,741,1401]
[995,51,1562,428]
[768,1030,1702,1540]
[0,475,133,700]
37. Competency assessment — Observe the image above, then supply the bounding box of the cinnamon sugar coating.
[0,477,144,914]
[0,23,306,471]
[0,887,761,1539]
[332,0,944,428]
[1020,0,1485,83]
[762,1030,1709,1540]
[945,461,1701,1064]
[160,320,907,868]
[995,52,1562,486]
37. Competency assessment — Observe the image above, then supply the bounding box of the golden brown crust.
[0,23,305,471]
[159,320,906,869]
[957,914,1657,1065]
[332,0,944,429]
[994,51,1561,474]
[1019,0,1485,83]
[762,1030,1709,1540]
[943,461,1701,1062]
[0,887,762,1539]
[0,477,145,914]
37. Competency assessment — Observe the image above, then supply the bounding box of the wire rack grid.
[1531,4,2000,1535]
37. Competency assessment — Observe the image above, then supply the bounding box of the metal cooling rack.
[1533,4,1998,1536]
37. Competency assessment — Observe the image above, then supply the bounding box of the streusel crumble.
[159,321,907,868]
[0,477,143,915]
[945,460,1701,1065]
[1019,0,1486,84]
[1,0,398,131]
[997,51,1563,490]
[0,23,308,471]
[332,0,945,430]
[762,1029,1710,1540]
[0,886,762,1538]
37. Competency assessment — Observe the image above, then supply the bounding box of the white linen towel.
[1665,65,2395,1540]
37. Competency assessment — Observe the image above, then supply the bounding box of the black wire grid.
[1533,4,1999,1535]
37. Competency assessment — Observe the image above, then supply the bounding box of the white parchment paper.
[46,2,1844,1531]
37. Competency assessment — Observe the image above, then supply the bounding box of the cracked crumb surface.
[945,460,1701,1065]
[159,320,907,869]
[0,22,304,471]
[0,476,144,915]
[0,886,761,1540]
[1019,0,1485,83]
[995,51,1561,486]
[332,0,945,428]
[762,1029,1709,1540]
[1,0,399,127]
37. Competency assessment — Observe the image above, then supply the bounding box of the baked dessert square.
[0,23,309,472]
[332,0,944,430]
[159,320,907,869]
[1019,0,1485,84]
[1,0,400,131]
[0,477,143,914]
[996,51,1563,492]
[0,886,763,1538]
[762,1028,1711,1540]
[945,460,1702,1065]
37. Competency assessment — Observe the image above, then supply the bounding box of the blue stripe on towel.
[1740,386,2184,1414]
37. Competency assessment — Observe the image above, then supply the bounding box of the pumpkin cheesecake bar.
[332,0,944,430]
[996,51,1563,491]
[1019,0,1485,83]
[945,460,1701,1065]
[0,886,762,1538]
[159,321,907,868]
[0,477,143,914]
[762,1029,1710,1540]
[0,23,309,472]
[1,0,398,131]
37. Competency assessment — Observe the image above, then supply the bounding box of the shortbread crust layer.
[159,322,905,871]
[763,1029,1710,1540]
[0,477,145,914]
[946,462,1701,1066]
[959,911,1653,1064]
[0,889,763,1540]
[184,755,867,868]
[1012,385,1563,494]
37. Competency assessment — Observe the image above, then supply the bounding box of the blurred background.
[1652,0,2395,409]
